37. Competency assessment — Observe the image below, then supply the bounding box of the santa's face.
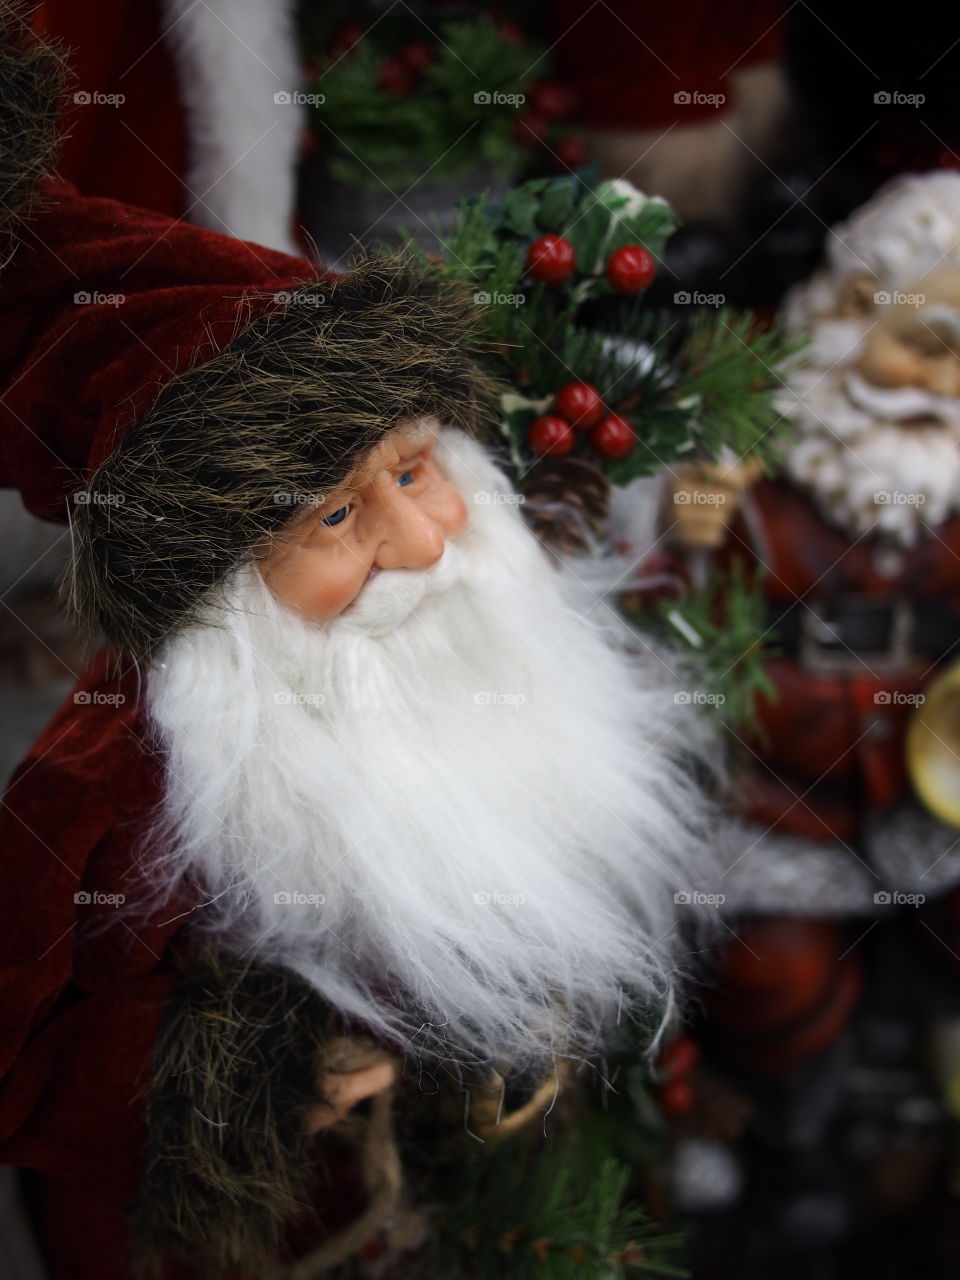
[781,267,960,544]
[256,418,468,622]
[144,428,708,1073]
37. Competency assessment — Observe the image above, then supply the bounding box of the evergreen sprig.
[306,18,543,190]
[406,1129,687,1280]
[641,564,778,732]
[417,178,801,482]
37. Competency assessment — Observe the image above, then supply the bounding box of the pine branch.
[634,564,778,732]
[406,1128,686,1280]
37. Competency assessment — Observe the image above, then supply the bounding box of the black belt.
[767,596,960,674]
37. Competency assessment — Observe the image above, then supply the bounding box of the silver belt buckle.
[799,596,913,675]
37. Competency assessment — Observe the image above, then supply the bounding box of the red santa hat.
[0,180,499,659]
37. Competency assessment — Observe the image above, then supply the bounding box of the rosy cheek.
[306,562,370,620]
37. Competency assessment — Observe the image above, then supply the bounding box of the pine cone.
[519,456,611,557]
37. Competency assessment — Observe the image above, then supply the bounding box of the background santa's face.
[256,417,469,622]
[781,264,960,544]
[851,268,960,408]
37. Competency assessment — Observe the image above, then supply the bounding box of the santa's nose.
[374,489,445,571]
[921,360,960,397]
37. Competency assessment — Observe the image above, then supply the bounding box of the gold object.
[666,457,764,550]
[906,660,960,827]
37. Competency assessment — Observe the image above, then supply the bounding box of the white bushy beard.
[144,429,709,1072]
[779,318,960,546]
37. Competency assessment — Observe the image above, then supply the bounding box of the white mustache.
[845,371,960,423]
[335,539,462,636]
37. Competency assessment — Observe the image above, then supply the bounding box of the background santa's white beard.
[144,428,711,1072]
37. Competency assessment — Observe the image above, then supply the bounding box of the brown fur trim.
[0,2,67,241]
[129,948,332,1279]
[69,252,503,662]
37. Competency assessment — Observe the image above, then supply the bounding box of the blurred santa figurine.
[660,175,960,1236]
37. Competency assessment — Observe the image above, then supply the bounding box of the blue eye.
[321,504,350,527]
[397,470,415,487]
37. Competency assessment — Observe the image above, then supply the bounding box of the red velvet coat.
[727,478,960,842]
[0,654,185,1277]
[0,653,383,1279]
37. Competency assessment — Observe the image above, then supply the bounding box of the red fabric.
[547,0,784,129]
[35,0,189,218]
[0,180,316,522]
[0,656,372,1279]
[725,478,960,840]
[0,653,180,1275]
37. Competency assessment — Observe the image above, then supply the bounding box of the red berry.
[400,41,434,73]
[377,58,416,96]
[528,415,575,457]
[512,112,548,148]
[553,381,604,429]
[530,80,579,120]
[657,1035,701,1082]
[525,235,576,286]
[553,135,589,171]
[606,245,656,294]
[590,413,635,460]
[658,1078,695,1117]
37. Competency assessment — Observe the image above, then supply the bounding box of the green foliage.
[416,177,802,482]
[676,310,804,470]
[637,564,778,732]
[404,1108,686,1279]
[305,18,542,190]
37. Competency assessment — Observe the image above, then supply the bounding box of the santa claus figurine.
[0,14,712,1280]
[707,171,960,947]
[660,175,960,1241]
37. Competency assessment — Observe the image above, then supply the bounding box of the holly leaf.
[536,180,579,233]
[498,180,552,238]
